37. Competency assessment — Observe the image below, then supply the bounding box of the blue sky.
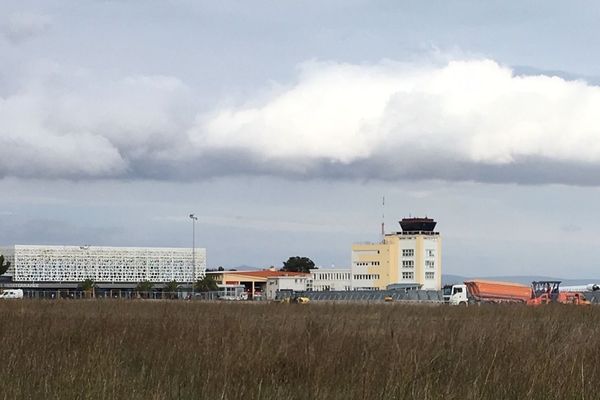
[2,1,600,277]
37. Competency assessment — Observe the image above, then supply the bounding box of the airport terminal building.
[0,245,206,285]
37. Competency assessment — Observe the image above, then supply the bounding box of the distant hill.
[443,274,600,286]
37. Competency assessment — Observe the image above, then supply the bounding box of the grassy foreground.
[0,301,598,399]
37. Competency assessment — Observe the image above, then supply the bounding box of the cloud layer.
[3,58,600,184]
[1,12,51,43]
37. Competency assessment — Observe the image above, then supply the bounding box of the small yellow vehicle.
[279,296,310,304]
[295,296,310,304]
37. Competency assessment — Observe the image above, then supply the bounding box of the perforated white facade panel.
[5,245,206,283]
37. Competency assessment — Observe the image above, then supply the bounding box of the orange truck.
[449,280,531,305]
[448,279,590,306]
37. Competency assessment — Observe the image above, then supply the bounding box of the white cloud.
[196,59,600,171]
[4,57,600,184]
[0,64,194,178]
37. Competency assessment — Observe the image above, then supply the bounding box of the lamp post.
[189,214,198,297]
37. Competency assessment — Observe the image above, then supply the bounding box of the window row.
[354,261,380,266]
[401,249,436,258]
[312,285,352,291]
[313,272,351,280]
[353,274,380,280]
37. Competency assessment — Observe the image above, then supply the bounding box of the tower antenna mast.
[381,195,385,242]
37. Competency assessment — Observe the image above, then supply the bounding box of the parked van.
[0,289,24,299]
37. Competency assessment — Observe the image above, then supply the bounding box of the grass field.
[0,300,598,399]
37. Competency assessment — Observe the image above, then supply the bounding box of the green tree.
[164,280,179,299]
[164,280,179,292]
[0,255,11,276]
[78,279,96,298]
[194,275,219,292]
[136,281,154,298]
[79,279,95,291]
[281,256,315,273]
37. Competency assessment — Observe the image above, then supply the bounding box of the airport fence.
[18,288,600,304]
[585,291,600,304]
[276,289,444,303]
[20,290,225,301]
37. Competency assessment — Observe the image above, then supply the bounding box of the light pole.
[189,214,198,297]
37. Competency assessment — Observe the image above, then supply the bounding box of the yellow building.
[351,217,442,290]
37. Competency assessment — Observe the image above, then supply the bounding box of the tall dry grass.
[0,300,598,399]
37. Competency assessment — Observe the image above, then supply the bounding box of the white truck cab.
[449,284,468,306]
[0,289,24,299]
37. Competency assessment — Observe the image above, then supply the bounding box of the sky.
[2,0,600,277]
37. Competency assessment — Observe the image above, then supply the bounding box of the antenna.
[381,195,385,242]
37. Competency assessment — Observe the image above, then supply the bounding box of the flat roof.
[10,244,205,251]
[207,270,309,279]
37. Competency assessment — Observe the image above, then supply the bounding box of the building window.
[353,274,379,280]
[425,260,435,269]
[402,272,414,280]
[426,249,435,257]
[402,249,414,257]
[425,272,435,280]
[402,260,414,269]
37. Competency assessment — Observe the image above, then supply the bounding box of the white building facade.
[0,245,206,283]
[310,268,352,291]
[266,275,311,300]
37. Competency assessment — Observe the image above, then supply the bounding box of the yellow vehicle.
[278,296,310,304]
[295,296,310,304]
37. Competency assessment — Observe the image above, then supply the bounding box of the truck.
[449,280,590,306]
[449,280,531,305]
[442,284,454,303]
[0,289,24,299]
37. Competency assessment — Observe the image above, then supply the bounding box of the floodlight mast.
[189,214,198,295]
